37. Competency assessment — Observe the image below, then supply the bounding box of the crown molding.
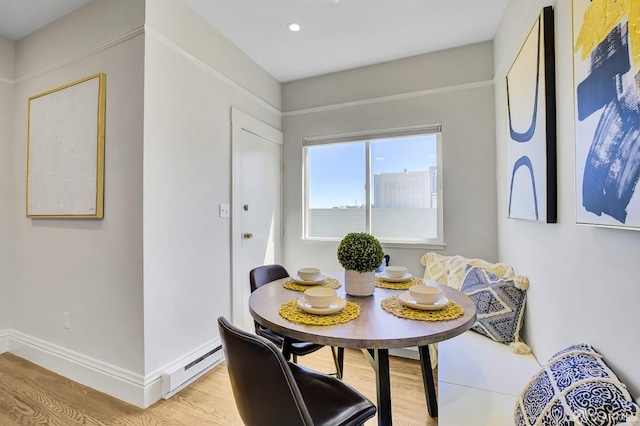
[283,80,493,117]
[13,26,144,85]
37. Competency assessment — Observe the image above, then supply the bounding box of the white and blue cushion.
[515,344,639,425]
[461,265,528,348]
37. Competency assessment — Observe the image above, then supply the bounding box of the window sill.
[381,241,446,250]
[300,238,446,251]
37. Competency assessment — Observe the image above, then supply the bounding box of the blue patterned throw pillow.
[461,265,528,349]
[515,344,639,426]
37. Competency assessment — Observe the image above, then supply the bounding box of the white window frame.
[302,123,444,248]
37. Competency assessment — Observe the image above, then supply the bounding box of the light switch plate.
[219,204,230,218]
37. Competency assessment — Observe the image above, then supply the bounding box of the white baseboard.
[9,330,148,407]
[7,330,222,408]
[0,329,9,353]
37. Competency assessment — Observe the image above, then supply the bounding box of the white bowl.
[409,285,442,305]
[297,267,321,281]
[303,287,337,308]
[385,266,407,278]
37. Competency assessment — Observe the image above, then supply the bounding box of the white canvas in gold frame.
[26,73,106,218]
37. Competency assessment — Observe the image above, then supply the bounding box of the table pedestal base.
[361,349,391,426]
[419,345,438,417]
[361,346,438,425]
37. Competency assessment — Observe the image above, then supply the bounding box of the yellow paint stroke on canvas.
[575,0,640,70]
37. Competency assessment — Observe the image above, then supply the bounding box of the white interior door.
[240,130,281,330]
[231,109,283,332]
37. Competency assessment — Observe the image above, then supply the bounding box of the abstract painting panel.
[506,6,557,223]
[573,0,640,229]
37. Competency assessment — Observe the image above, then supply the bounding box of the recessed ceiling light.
[288,22,302,32]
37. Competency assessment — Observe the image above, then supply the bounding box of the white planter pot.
[344,270,375,296]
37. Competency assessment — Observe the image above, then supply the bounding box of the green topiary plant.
[337,232,384,273]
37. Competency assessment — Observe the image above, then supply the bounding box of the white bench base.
[438,331,540,426]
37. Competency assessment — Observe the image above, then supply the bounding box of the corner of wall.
[0,36,16,81]
[0,37,14,335]
[0,329,8,353]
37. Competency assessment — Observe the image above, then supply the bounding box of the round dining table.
[248,271,477,426]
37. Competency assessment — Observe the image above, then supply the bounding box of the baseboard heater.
[161,345,224,399]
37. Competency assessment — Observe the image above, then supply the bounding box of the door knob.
[243,233,253,239]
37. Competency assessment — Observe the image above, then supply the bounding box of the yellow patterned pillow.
[447,258,515,290]
[421,253,524,366]
[420,252,452,284]
[445,255,468,288]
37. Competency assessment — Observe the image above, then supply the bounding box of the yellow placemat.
[381,295,464,321]
[279,299,360,326]
[282,277,342,292]
[375,276,424,290]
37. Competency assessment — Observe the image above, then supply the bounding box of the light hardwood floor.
[0,348,437,425]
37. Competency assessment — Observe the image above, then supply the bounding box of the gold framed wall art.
[26,73,106,218]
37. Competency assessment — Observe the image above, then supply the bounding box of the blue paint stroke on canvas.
[576,25,630,120]
[508,156,539,221]
[578,23,640,223]
[506,20,541,143]
[506,17,542,220]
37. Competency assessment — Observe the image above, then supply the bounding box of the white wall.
[9,0,145,374]
[143,0,281,376]
[0,36,14,336]
[282,42,499,277]
[1,0,282,406]
[495,0,640,397]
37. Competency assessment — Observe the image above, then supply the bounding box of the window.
[303,124,443,245]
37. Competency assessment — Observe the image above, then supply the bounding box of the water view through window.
[305,134,440,242]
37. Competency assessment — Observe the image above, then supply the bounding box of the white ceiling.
[0,0,509,82]
[0,0,92,40]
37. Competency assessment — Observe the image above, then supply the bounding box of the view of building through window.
[304,133,441,242]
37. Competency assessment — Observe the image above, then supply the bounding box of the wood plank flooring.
[0,348,437,425]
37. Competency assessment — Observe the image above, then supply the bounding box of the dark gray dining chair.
[218,316,376,426]
[249,264,344,378]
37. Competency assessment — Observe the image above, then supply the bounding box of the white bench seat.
[438,331,540,426]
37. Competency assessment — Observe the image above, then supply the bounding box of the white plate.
[376,272,413,283]
[398,292,449,311]
[292,274,328,285]
[297,297,347,315]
